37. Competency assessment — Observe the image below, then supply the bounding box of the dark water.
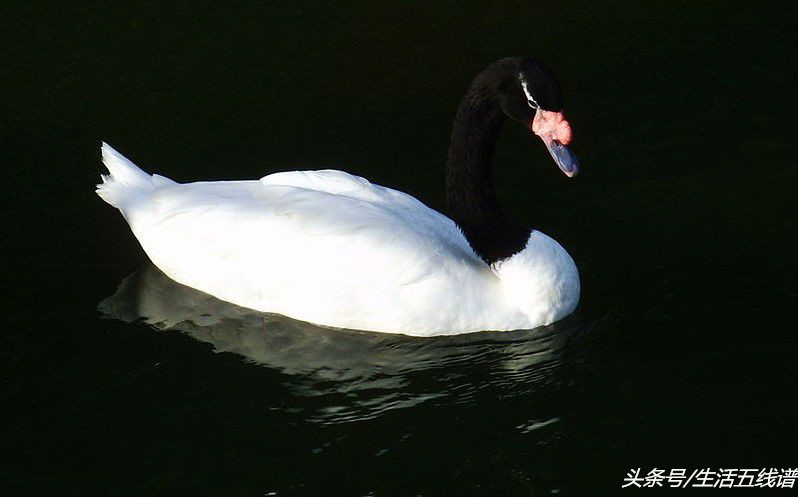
[3,1,796,495]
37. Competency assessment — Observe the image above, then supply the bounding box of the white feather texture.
[97,143,579,336]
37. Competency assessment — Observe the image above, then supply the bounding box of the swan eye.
[518,73,540,110]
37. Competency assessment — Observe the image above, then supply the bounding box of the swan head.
[497,58,580,177]
[493,231,580,326]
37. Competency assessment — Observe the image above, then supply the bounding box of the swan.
[97,57,581,337]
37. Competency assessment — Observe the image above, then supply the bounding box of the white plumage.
[97,143,579,336]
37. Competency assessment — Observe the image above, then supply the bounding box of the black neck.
[445,67,531,265]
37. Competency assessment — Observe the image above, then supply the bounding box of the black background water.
[2,1,796,495]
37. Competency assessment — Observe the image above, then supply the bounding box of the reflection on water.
[99,264,583,424]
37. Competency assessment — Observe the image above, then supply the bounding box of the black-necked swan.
[97,57,581,337]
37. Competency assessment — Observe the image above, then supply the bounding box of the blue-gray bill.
[544,138,580,177]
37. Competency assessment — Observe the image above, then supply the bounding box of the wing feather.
[130,171,487,329]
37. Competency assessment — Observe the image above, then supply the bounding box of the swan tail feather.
[96,142,174,209]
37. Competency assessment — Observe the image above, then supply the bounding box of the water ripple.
[99,264,589,424]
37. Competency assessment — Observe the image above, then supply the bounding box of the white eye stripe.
[518,72,540,110]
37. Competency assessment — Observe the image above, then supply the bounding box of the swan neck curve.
[445,62,531,265]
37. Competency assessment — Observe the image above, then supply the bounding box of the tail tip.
[101,141,121,161]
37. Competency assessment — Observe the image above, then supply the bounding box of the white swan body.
[97,143,579,336]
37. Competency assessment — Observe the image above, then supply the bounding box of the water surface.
[3,1,795,495]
